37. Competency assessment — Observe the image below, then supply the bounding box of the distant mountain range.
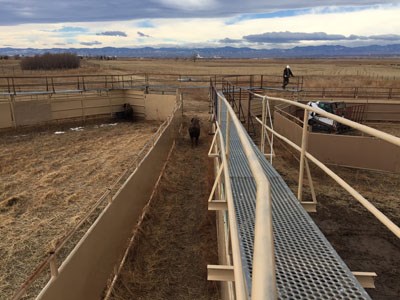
[1,44,400,58]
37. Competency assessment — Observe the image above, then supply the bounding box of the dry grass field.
[0,57,399,299]
[0,119,160,299]
[1,56,400,80]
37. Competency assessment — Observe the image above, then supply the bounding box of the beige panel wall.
[1,90,177,128]
[363,103,400,122]
[0,90,145,129]
[14,100,52,126]
[37,108,181,300]
[308,133,400,172]
[125,90,145,118]
[274,111,303,147]
[144,94,177,121]
[298,101,400,122]
[274,111,400,172]
[50,91,127,120]
[0,102,13,128]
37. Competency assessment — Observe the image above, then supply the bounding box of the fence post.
[247,92,252,132]
[261,96,266,153]
[10,95,17,128]
[226,110,230,156]
[218,94,222,124]
[238,88,242,121]
[7,77,11,94]
[11,77,16,95]
[297,108,309,201]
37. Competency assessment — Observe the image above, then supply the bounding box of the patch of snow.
[54,131,65,135]
[70,127,84,131]
[100,123,118,127]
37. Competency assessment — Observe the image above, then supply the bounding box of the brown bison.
[189,117,200,147]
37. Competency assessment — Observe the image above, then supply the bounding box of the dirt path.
[109,91,220,299]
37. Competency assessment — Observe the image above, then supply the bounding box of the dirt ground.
[272,141,400,300]
[108,90,219,300]
[0,119,160,299]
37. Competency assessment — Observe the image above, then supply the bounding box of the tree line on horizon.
[20,53,80,70]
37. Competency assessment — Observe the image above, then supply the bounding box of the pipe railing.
[212,85,277,299]
[0,73,216,95]
[247,91,400,239]
[222,77,400,103]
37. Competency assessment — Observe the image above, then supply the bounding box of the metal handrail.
[214,87,277,299]
[249,92,400,239]
[257,94,400,147]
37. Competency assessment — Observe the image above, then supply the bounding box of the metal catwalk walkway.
[218,100,371,299]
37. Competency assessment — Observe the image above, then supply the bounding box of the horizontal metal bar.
[207,265,235,282]
[301,201,317,213]
[353,272,377,289]
[208,200,228,211]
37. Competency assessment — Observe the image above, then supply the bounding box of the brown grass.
[0,119,161,299]
[2,57,400,82]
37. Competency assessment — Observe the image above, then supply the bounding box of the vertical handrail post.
[225,110,230,156]
[12,77,16,95]
[218,92,222,124]
[297,108,309,201]
[261,96,266,153]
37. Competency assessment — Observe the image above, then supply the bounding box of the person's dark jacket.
[283,67,294,78]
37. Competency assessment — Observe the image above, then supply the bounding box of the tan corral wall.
[363,102,400,122]
[274,111,400,172]
[144,94,178,121]
[36,107,181,300]
[296,101,400,122]
[0,90,176,129]
[0,102,13,128]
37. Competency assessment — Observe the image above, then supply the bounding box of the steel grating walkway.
[218,101,371,299]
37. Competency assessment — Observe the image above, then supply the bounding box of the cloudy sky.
[0,0,399,49]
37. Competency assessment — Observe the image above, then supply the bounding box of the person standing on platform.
[282,65,294,89]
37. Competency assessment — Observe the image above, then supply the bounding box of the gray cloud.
[137,31,151,38]
[369,34,400,40]
[97,31,127,37]
[244,31,346,43]
[80,41,102,46]
[219,38,243,43]
[0,1,395,25]
[242,31,400,44]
